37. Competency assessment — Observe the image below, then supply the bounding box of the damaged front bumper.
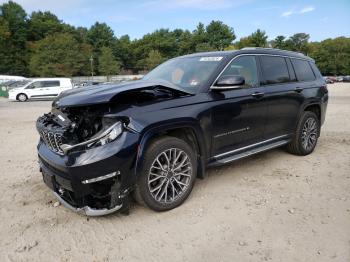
[53,192,122,216]
[38,129,139,216]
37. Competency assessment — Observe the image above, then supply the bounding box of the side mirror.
[212,75,245,90]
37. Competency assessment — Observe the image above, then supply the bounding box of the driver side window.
[26,81,42,89]
[221,56,258,88]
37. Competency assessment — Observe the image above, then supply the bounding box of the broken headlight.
[87,122,123,148]
[60,122,123,154]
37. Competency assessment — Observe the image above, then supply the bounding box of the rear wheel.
[134,136,197,211]
[17,93,28,102]
[287,111,320,155]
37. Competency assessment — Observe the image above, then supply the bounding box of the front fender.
[133,119,208,179]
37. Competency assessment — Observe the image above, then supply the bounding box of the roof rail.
[241,47,305,56]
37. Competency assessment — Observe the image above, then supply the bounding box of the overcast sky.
[1,0,349,41]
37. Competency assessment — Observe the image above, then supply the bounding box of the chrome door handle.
[251,92,264,98]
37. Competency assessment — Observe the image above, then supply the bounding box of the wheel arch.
[135,122,208,179]
[303,103,321,123]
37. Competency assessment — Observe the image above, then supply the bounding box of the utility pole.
[90,55,94,81]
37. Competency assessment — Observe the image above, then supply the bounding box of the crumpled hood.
[53,80,193,108]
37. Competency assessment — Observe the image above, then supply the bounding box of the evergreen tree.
[98,46,120,79]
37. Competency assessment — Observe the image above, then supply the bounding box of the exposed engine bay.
[36,85,188,154]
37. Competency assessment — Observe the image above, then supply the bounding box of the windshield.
[143,56,224,91]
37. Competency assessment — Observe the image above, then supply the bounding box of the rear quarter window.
[291,59,316,82]
[260,56,290,85]
[309,62,323,79]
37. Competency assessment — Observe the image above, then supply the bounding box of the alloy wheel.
[18,94,27,102]
[301,117,318,150]
[148,148,192,204]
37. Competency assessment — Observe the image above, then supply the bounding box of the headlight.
[60,122,123,154]
[87,122,123,148]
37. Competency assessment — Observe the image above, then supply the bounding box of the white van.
[8,78,73,102]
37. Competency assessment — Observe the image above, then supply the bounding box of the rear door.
[41,80,61,97]
[258,55,304,139]
[58,79,73,93]
[210,55,268,156]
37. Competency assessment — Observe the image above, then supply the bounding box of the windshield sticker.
[199,57,223,62]
[189,79,199,86]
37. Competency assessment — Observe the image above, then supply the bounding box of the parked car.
[76,81,101,87]
[0,75,26,84]
[36,48,328,216]
[327,76,338,83]
[8,78,73,102]
[343,76,350,82]
[323,77,334,84]
[6,80,32,90]
[336,76,343,82]
[0,80,17,89]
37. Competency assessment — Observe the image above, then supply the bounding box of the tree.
[132,29,177,70]
[87,22,115,52]
[144,50,164,70]
[250,29,268,47]
[27,11,63,41]
[191,22,207,48]
[0,1,349,77]
[113,35,134,71]
[195,43,215,52]
[29,33,91,76]
[0,1,28,75]
[0,17,11,66]
[272,35,286,49]
[206,20,235,50]
[86,22,116,74]
[174,29,194,55]
[309,37,350,75]
[98,46,120,79]
[285,33,310,54]
[234,36,253,49]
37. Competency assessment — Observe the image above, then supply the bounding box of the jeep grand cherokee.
[36,48,328,216]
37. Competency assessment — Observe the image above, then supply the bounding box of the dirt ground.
[0,83,349,262]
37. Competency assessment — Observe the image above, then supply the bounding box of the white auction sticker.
[199,57,223,62]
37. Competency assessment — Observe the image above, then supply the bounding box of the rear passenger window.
[42,81,60,87]
[260,56,290,85]
[291,59,315,82]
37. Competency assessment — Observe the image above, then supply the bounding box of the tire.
[134,136,197,211]
[287,111,320,156]
[17,93,28,102]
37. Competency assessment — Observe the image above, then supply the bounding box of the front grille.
[40,130,64,154]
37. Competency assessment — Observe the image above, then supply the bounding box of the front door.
[210,55,267,157]
[25,81,46,98]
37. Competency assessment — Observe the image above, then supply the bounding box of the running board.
[215,139,290,165]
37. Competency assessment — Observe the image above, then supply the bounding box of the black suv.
[36,48,328,216]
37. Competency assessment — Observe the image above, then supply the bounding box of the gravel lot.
[0,83,349,262]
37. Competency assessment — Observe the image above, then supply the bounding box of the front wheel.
[17,93,28,102]
[287,111,320,155]
[134,136,197,211]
